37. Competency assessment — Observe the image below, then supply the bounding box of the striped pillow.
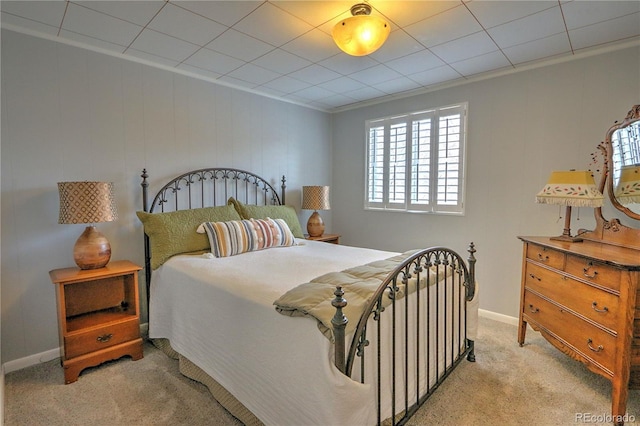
[198,218,296,258]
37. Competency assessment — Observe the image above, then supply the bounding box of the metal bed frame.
[140,167,476,426]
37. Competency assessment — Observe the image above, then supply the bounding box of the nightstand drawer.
[525,262,620,332]
[526,244,565,270]
[524,290,616,373]
[565,255,621,292]
[64,319,140,359]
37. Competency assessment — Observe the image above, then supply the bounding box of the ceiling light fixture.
[332,3,390,57]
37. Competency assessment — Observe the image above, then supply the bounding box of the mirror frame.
[604,104,640,221]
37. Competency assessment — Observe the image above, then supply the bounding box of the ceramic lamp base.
[74,225,111,269]
[307,211,325,237]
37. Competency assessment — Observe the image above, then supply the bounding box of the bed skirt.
[152,338,263,426]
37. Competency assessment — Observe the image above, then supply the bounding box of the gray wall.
[1,30,332,363]
[332,45,640,319]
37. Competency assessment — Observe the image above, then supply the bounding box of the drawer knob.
[591,301,609,313]
[537,253,549,262]
[528,304,539,314]
[528,273,541,281]
[587,338,603,353]
[583,263,599,279]
[96,333,113,343]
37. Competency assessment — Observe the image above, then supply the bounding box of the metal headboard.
[140,167,286,297]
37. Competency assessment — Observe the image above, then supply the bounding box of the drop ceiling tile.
[317,76,367,94]
[271,1,351,27]
[313,93,358,108]
[233,2,313,47]
[465,0,557,29]
[252,49,312,74]
[385,50,445,75]
[348,64,402,85]
[569,13,640,51]
[375,76,422,95]
[449,50,512,77]
[375,1,461,28]
[342,85,387,102]
[369,30,427,62]
[75,1,164,26]
[488,6,566,49]
[260,75,312,94]
[226,63,281,86]
[319,54,378,75]
[59,29,127,53]
[183,48,245,75]
[174,1,263,27]
[62,3,143,47]
[280,28,340,63]
[430,31,498,64]
[291,85,336,102]
[404,4,482,47]
[1,0,66,28]
[502,33,572,65]
[147,3,227,46]
[1,12,60,37]
[288,64,343,85]
[561,1,640,30]
[127,48,183,68]
[205,29,274,62]
[129,28,200,62]
[408,65,462,86]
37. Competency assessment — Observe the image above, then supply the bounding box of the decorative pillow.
[228,197,305,239]
[136,204,242,269]
[197,218,296,258]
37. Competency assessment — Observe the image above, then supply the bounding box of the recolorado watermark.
[576,413,636,424]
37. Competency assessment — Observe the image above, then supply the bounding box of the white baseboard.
[478,309,519,326]
[2,322,149,374]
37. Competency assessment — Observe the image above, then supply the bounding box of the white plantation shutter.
[365,103,466,214]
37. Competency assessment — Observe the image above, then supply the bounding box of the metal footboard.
[333,243,477,425]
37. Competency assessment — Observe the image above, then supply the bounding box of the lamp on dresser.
[302,185,330,237]
[615,164,640,205]
[58,181,118,270]
[535,170,603,242]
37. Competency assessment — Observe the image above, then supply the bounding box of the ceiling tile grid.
[1,0,638,111]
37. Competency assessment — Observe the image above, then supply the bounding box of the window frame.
[364,103,467,215]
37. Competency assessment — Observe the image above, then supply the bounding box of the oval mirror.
[607,105,640,220]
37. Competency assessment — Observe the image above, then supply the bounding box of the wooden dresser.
[518,236,640,424]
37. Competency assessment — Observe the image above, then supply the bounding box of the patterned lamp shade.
[302,186,331,211]
[536,171,603,208]
[614,165,640,205]
[58,181,118,224]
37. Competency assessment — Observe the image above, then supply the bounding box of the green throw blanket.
[274,250,453,341]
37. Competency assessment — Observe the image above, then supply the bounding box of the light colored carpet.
[5,317,640,425]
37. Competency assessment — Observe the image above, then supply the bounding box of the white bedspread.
[149,240,398,426]
[150,240,479,425]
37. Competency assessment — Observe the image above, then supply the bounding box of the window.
[365,103,467,214]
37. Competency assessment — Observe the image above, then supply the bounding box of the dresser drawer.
[524,262,620,332]
[64,319,140,359]
[524,290,617,373]
[526,243,565,270]
[565,255,622,292]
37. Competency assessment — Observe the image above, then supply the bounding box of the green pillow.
[228,197,304,239]
[136,204,242,269]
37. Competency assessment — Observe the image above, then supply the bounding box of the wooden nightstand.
[49,260,144,384]
[306,234,341,244]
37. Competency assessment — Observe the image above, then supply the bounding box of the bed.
[138,167,478,426]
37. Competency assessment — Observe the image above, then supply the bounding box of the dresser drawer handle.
[587,339,603,353]
[537,253,549,262]
[591,302,609,313]
[96,333,113,343]
[583,263,598,279]
[528,304,539,314]
[528,273,541,281]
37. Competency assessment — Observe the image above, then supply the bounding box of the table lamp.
[302,186,330,237]
[536,170,603,242]
[614,164,640,205]
[58,181,118,269]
